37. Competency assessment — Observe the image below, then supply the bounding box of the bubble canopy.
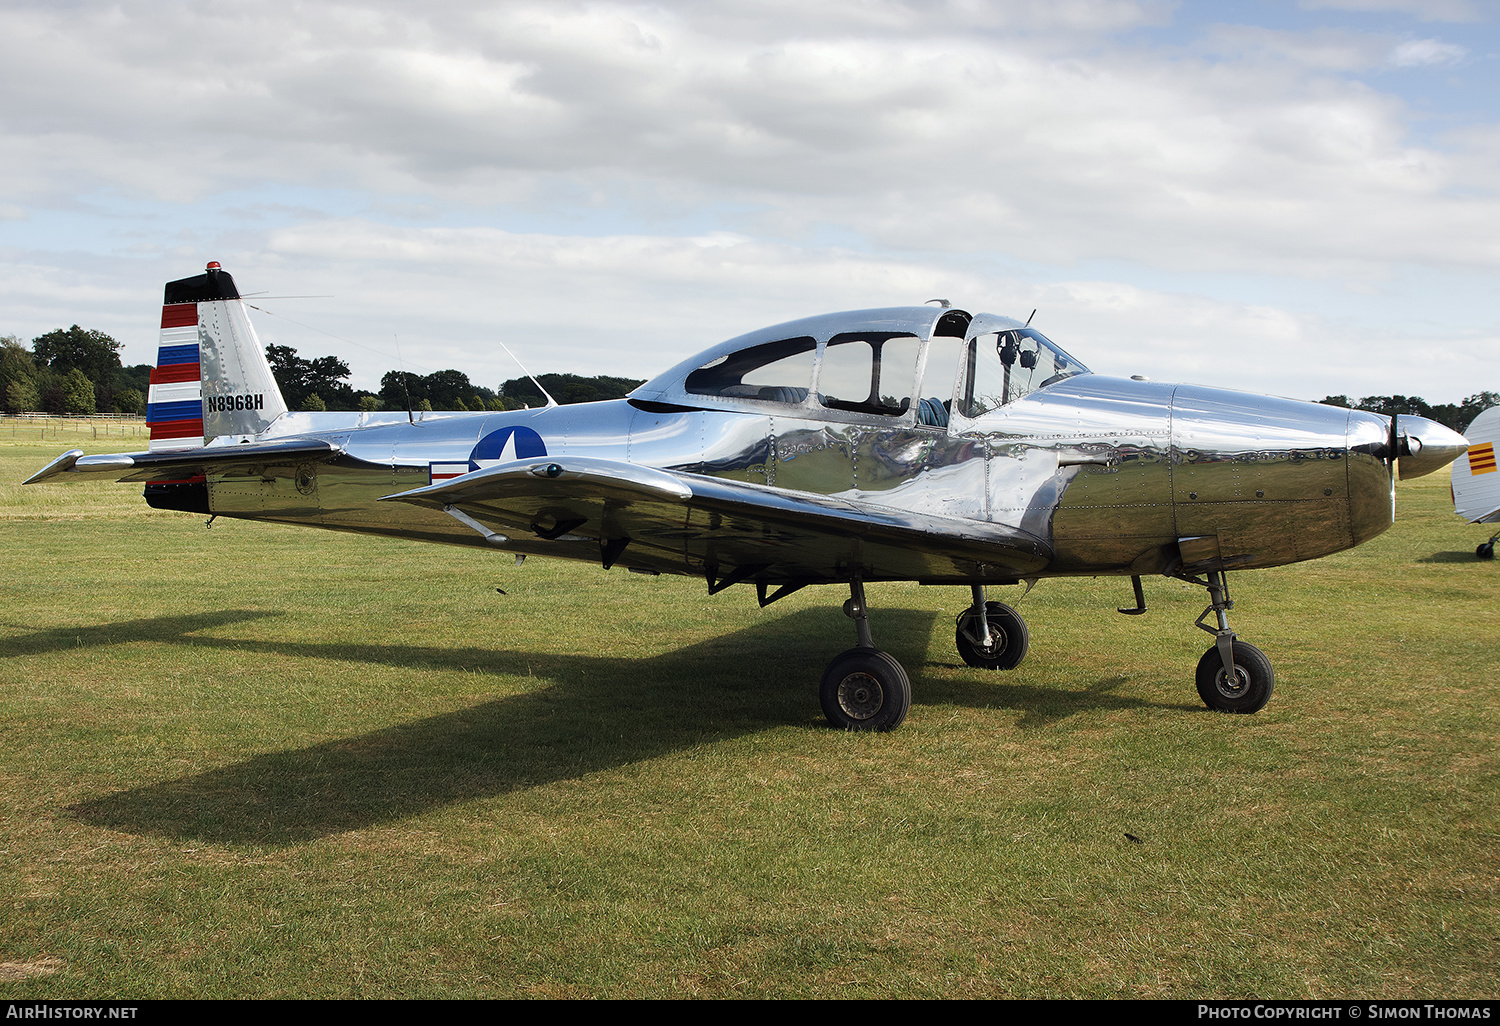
[630,307,1089,421]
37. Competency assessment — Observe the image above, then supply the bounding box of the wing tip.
[23,449,86,485]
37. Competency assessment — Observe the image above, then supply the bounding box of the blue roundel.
[471,425,547,462]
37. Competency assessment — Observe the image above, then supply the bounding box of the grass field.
[1,425,1496,998]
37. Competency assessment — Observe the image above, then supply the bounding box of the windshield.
[957,327,1087,417]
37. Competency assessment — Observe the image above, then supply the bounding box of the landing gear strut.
[954,585,1029,670]
[819,580,910,731]
[1187,570,1274,713]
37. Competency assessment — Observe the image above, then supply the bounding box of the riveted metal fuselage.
[207,361,1395,583]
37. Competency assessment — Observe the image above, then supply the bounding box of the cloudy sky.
[2,0,1497,403]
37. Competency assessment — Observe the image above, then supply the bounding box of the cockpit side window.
[817,332,921,417]
[918,335,964,428]
[684,336,816,404]
[957,328,1086,416]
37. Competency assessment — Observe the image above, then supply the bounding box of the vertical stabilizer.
[146,262,288,451]
[1454,407,1500,525]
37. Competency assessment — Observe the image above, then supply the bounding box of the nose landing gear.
[1184,569,1274,713]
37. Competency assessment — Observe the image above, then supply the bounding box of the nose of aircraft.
[1344,409,1469,549]
[1394,415,1470,480]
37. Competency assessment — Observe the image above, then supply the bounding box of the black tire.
[1195,640,1274,714]
[1477,542,1494,560]
[819,648,911,731]
[955,601,1029,670]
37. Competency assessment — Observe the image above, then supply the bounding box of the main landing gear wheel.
[955,601,1029,670]
[820,648,911,732]
[1478,541,1495,560]
[1195,640,1274,714]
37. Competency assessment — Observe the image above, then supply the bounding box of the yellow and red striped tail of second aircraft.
[1469,442,1496,475]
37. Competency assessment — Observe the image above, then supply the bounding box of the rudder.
[146,262,288,451]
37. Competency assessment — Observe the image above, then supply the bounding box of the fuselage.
[181,369,1396,582]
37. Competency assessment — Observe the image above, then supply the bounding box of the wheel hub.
[961,613,1006,655]
[837,672,884,720]
[1215,665,1250,699]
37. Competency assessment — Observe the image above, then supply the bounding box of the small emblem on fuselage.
[428,426,549,485]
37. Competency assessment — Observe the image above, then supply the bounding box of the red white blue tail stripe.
[146,304,203,451]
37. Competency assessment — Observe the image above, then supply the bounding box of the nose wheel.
[1195,639,1274,713]
[1185,569,1275,713]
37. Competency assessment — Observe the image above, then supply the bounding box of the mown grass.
[1,426,1496,998]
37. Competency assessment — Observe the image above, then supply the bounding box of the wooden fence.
[2,414,148,442]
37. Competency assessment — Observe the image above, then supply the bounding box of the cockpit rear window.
[684,336,816,404]
[818,332,921,417]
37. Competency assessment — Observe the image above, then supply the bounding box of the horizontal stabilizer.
[25,439,340,486]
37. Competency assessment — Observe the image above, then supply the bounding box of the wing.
[381,455,1052,585]
[24,439,341,485]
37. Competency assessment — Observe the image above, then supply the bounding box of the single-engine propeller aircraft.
[1452,406,1500,559]
[28,263,1471,730]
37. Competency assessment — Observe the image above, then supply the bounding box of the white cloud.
[2,0,1494,285]
[1387,38,1468,67]
[1,0,1497,407]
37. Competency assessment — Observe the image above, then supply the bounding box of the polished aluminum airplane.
[28,263,1471,730]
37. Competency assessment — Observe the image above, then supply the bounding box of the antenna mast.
[498,339,559,409]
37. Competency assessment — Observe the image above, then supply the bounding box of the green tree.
[1316,391,1497,433]
[61,367,96,415]
[1356,395,1434,419]
[113,388,144,414]
[6,378,38,414]
[266,344,358,410]
[1460,391,1500,427]
[300,393,327,412]
[118,363,153,396]
[32,326,122,391]
[501,373,644,407]
[1,336,39,413]
[379,370,426,411]
[378,369,497,411]
[1,334,34,379]
[358,395,381,413]
[423,369,475,409]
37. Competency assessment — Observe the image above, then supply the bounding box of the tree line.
[5,325,1495,431]
[1316,393,1499,434]
[2,328,152,415]
[0,328,644,415]
[268,343,645,412]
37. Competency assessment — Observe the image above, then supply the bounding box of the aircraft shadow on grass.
[43,606,1178,845]
[0,609,282,656]
[1417,551,1491,563]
